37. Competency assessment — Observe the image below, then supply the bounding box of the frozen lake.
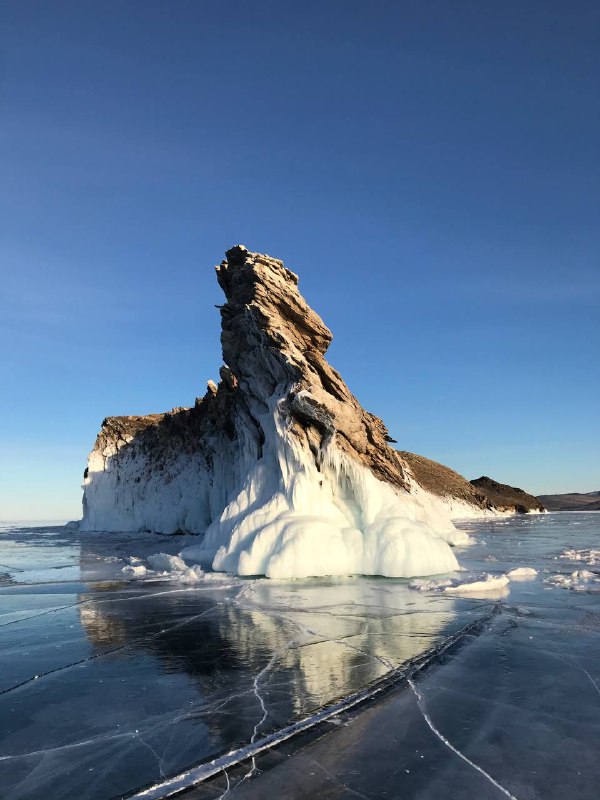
[1,513,600,799]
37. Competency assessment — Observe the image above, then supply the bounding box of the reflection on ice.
[77,574,466,723]
[0,526,474,800]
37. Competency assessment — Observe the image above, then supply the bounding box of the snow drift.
[80,245,496,578]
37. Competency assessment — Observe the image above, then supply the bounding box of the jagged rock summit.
[81,246,495,579]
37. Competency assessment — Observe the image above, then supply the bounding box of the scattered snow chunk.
[558,549,600,566]
[577,569,595,579]
[506,567,538,580]
[121,564,147,578]
[147,553,188,573]
[178,565,205,584]
[445,574,509,596]
[544,570,600,592]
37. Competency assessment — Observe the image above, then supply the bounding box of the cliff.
[81,246,499,578]
[471,476,546,514]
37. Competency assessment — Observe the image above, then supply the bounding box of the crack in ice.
[237,645,290,787]
[0,585,222,630]
[408,677,519,800]
[216,767,230,800]
[306,755,372,799]
[135,730,166,780]
[125,610,497,800]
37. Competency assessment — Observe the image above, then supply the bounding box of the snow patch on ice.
[146,552,205,584]
[410,566,539,596]
[557,548,600,566]
[506,567,537,580]
[545,569,600,592]
[118,552,205,583]
[445,574,510,597]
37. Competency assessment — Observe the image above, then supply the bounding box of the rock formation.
[398,452,496,515]
[81,246,501,579]
[470,476,546,514]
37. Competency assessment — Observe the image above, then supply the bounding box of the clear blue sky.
[1,1,599,519]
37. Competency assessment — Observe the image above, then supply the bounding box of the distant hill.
[536,492,600,511]
[470,476,546,514]
[397,452,495,512]
[398,453,545,515]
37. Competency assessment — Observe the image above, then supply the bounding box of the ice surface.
[3,513,600,800]
[0,524,477,800]
[200,599,600,800]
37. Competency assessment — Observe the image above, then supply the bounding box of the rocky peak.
[215,245,408,489]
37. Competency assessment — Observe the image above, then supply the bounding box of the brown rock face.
[470,476,546,514]
[215,245,409,490]
[398,452,495,512]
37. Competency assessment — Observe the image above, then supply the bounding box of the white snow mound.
[506,567,538,580]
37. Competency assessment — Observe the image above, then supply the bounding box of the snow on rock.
[181,426,461,578]
[80,245,502,580]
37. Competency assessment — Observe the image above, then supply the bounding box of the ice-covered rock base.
[182,414,461,579]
